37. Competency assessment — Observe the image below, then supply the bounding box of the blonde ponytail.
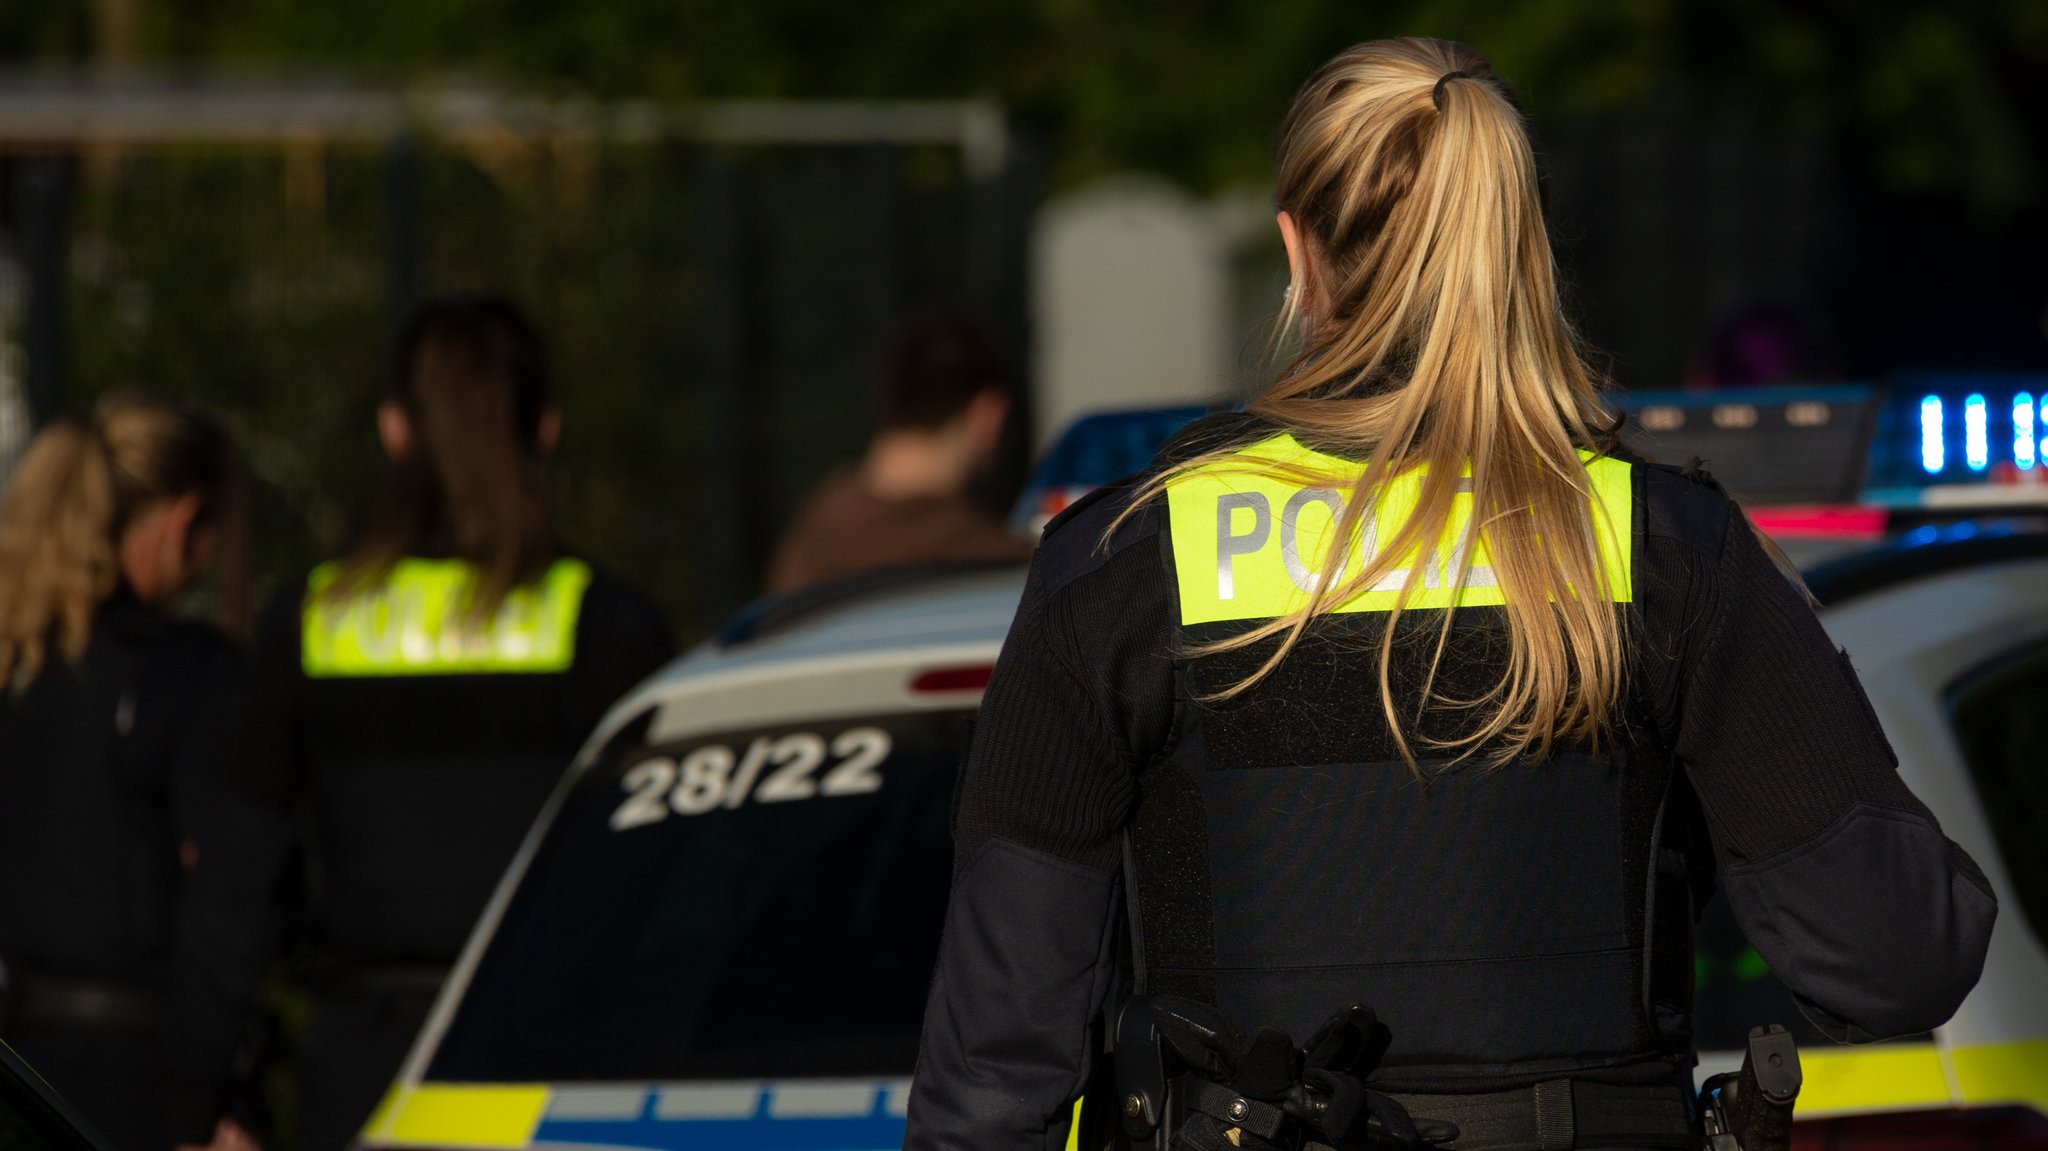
[0,395,241,690]
[1119,38,1624,768]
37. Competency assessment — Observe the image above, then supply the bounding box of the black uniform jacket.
[239,557,673,973]
[0,593,288,1143]
[903,423,1998,1151]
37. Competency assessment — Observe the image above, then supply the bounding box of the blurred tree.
[0,0,93,64]
[46,0,2028,211]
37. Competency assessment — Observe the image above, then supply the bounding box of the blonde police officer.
[904,40,1994,1151]
[241,297,672,1151]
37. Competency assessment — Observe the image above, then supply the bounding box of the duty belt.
[1171,1077,1693,1151]
[1385,1081,1693,1151]
[1115,995,1699,1151]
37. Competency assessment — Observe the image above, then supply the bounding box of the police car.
[362,389,2048,1150]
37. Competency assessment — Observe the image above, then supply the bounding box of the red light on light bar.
[1750,505,1889,540]
[911,666,995,694]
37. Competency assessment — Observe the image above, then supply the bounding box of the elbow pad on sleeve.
[906,838,1122,1151]
[1722,804,1997,1043]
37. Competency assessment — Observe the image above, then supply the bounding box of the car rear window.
[427,706,970,1082]
[1949,640,2048,950]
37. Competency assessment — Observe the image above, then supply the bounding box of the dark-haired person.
[241,297,674,1151]
[0,395,279,1151]
[766,311,1032,594]
[904,39,1994,1151]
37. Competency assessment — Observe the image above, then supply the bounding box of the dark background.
[2,0,2043,637]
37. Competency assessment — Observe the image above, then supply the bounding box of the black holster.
[1700,1025,1801,1151]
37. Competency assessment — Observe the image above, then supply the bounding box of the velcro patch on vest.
[301,558,591,677]
[1165,435,1632,626]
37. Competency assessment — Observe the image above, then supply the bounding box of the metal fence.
[0,80,1035,635]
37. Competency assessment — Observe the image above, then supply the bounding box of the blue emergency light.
[2016,393,2037,471]
[1877,373,2048,488]
[1962,394,1989,473]
[1920,396,1945,474]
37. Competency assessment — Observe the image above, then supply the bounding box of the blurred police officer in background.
[0,395,279,1151]
[239,297,674,1151]
[767,311,1032,594]
[905,39,1995,1151]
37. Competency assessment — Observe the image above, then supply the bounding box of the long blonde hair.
[0,394,243,689]
[1127,38,1624,767]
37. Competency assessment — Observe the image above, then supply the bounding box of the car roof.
[590,564,1029,746]
[1808,520,2048,607]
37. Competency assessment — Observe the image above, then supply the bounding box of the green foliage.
[0,0,92,64]
[33,0,2019,207]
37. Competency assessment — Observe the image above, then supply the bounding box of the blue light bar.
[1919,395,1945,474]
[2017,393,2037,471]
[1964,394,1989,472]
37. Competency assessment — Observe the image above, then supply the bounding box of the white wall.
[1032,176,1274,448]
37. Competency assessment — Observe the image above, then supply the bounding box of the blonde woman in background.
[904,39,1992,1151]
[0,395,279,1151]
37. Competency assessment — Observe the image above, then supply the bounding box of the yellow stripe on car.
[1795,1039,2048,1117]
[1795,1044,1953,1116]
[1952,1038,2048,1111]
[362,1082,550,1149]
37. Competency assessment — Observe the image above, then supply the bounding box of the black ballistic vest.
[1130,434,1699,1093]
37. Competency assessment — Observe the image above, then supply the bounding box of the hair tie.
[1432,70,1473,110]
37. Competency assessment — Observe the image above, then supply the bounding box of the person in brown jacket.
[767,312,1032,594]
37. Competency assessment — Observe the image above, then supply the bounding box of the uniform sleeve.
[1654,498,1997,1042]
[164,636,295,1143]
[904,538,1160,1151]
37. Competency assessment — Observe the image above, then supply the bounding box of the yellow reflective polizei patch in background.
[1166,435,1633,626]
[362,1082,550,1149]
[302,558,591,678]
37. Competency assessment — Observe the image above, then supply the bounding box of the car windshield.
[427,706,969,1082]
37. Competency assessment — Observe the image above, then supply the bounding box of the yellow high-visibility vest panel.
[1166,434,1633,626]
[302,558,592,678]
